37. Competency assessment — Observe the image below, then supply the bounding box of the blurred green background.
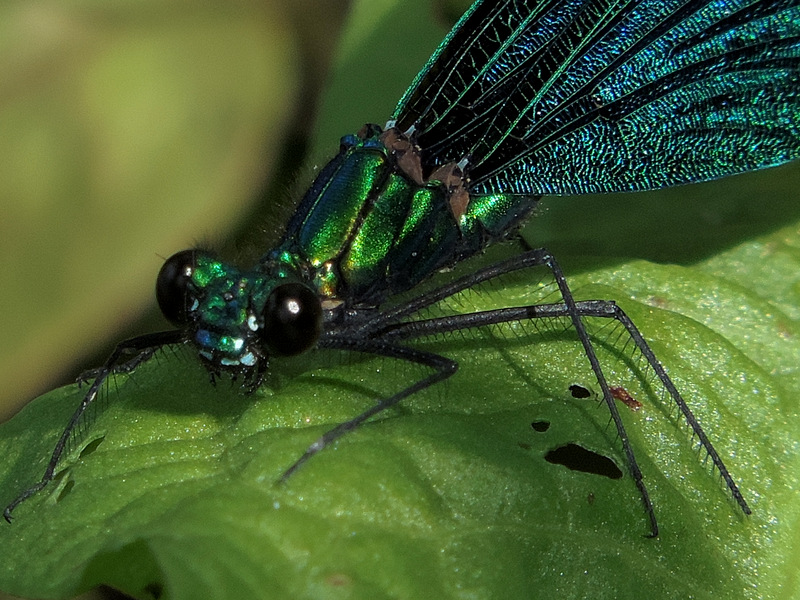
[1,0,799,597]
[0,0,300,421]
[0,0,475,426]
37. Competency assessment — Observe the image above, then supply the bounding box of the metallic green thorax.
[276,124,539,306]
[185,124,537,368]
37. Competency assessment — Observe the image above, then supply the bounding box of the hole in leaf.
[531,420,550,432]
[569,384,591,398]
[545,443,622,479]
[79,436,106,459]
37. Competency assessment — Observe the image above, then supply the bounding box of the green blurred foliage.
[0,0,350,421]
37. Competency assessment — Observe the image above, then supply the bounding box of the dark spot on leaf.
[96,585,139,599]
[79,436,106,459]
[56,479,74,503]
[545,443,622,479]
[84,541,163,598]
[587,492,595,505]
[531,420,550,432]
[569,384,591,398]
[144,582,164,599]
[518,442,532,450]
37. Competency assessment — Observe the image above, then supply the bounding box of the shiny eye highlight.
[156,249,197,326]
[261,283,322,356]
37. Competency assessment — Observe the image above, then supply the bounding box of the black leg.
[543,250,659,537]
[365,248,563,330]
[364,248,751,536]
[3,330,184,522]
[279,337,458,482]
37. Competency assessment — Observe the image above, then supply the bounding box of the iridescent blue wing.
[392,0,800,195]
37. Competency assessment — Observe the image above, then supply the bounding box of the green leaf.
[2,1,800,599]
[1,223,800,599]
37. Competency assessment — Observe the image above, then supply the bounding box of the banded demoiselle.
[3,0,799,542]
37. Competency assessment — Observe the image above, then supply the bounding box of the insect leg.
[279,338,458,483]
[3,330,183,522]
[542,251,659,537]
[370,248,750,536]
[379,299,659,534]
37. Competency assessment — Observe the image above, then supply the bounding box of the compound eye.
[156,249,197,325]
[262,283,322,356]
